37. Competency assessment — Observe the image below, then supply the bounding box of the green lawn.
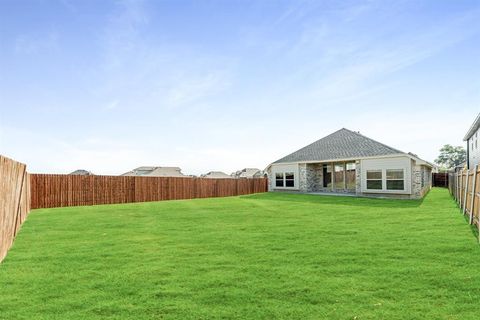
[1,188,479,319]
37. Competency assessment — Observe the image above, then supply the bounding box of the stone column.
[355,160,362,195]
[298,163,308,192]
[411,164,422,199]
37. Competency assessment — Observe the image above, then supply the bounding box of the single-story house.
[201,171,233,179]
[121,166,187,177]
[464,112,480,169]
[231,168,264,178]
[265,128,433,199]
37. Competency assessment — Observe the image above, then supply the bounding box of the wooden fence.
[448,167,480,241]
[0,156,30,262]
[433,172,449,187]
[30,174,268,209]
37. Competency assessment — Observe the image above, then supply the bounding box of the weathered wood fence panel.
[0,155,30,262]
[30,174,268,209]
[432,173,448,187]
[449,167,480,241]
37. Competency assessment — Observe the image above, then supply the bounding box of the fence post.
[463,170,469,214]
[13,166,26,236]
[455,172,460,204]
[469,165,478,224]
[456,171,460,204]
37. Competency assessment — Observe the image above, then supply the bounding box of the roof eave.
[266,152,434,169]
[267,153,406,168]
[463,113,480,141]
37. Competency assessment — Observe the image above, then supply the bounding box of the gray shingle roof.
[273,128,404,164]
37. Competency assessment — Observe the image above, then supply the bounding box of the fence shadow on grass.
[462,214,480,239]
[241,192,424,209]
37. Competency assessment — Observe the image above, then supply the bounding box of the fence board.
[433,173,449,187]
[0,155,30,262]
[449,167,480,241]
[30,174,268,209]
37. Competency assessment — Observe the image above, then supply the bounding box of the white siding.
[468,128,480,169]
[360,156,412,194]
[270,163,300,190]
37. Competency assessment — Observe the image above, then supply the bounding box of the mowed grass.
[1,188,479,319]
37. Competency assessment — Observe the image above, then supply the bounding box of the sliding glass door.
[323,164,332,188]
[323,162,356,192]
[346,162,356,191]
[333,164,344,192]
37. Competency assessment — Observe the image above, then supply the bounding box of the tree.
[434,144,466,169]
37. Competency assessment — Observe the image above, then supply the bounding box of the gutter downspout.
[467,138,470,170]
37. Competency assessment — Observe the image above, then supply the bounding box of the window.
[275,173,284,187]
[333,164,344,190]
[386,169,404,190]
[275,172,295,188]
[323,164,332,188]
[346,162,356,190]
[346,163,356,171]
[285,172,294,187]
[366,170,382,190]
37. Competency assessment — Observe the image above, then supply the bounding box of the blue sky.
[0,0,479,175]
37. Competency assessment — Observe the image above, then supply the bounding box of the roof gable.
[273,128,404,164]
[464,113,480,141]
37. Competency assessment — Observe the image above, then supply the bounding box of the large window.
[275,173,284,187]
[386,169,404,190]
[365,168,406,192]
[333,164,344,191]
[285,172,294,187]
[346,162,356,190]
[366,170,382,190]
[275,172,295,188]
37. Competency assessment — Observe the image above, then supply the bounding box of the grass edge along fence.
[1,153,267,262]
[30,174,268,209]
[448,167,480,242]
[0,155,30,262]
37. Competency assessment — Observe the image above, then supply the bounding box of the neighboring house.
[231,168,264,178]
[121,166,187,177]
[69,169,93,175]
[464,113,480,169]
[455,162,467,173]
[265,128,433,199]
[201,171,233,179]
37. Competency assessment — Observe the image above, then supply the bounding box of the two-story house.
[464,113,480,169]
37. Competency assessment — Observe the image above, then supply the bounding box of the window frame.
[366,170,383,190]
[275,172,284,188]
[386,169,405,191]
[284,172,295,187]
[363,167,408,193]
[273,171,297,189]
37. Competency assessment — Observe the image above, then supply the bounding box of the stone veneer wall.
[299,163,324,192]
[308,163,323,192]
[411,163,432,199]
[411,164,422,199]
[355,161,361,195]
[298,163,307,192]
